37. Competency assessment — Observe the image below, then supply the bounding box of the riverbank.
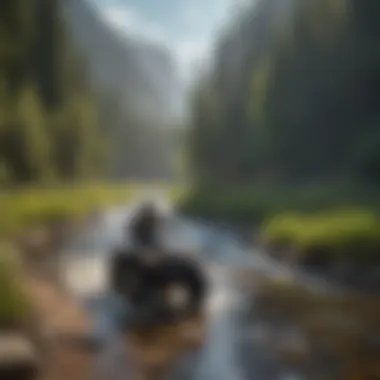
[248,275,380,380]
[0,182,183,239]
[0,217,98,380]
[260,210,380,290]
[180,183,380,222]
[180,184,380,291]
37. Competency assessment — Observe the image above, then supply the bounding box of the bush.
[261,209,380,263]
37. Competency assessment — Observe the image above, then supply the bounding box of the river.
[55,204,337,380]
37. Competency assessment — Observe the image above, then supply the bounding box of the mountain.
[63,0,183,179]
[63,0,183,126]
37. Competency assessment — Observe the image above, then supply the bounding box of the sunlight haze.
[87,0,250,84]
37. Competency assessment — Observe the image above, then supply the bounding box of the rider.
[129,200,162,250]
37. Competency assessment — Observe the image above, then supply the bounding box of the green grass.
[181,183,380,263]
[0,244,28,327]
[261,209,380,262]
[0,181,185,238]
[180,183,380,223]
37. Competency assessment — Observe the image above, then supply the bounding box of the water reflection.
[192,294,245,379]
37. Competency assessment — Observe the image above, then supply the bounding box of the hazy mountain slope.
[62,0,183,179]
[63,0,183,126]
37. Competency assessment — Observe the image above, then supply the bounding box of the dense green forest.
[0,0,105,184]
[189,0,380,186]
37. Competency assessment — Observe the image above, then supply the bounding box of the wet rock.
[0,333,39,380]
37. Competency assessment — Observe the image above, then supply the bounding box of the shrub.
[261,209,380,262]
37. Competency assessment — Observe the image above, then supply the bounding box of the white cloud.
[98,4,212,84]
[100,5,169,46]
[101,7,137,29]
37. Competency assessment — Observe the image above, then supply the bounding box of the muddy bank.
[241,274,380,380]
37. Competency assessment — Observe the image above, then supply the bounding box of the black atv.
[109,202,207,325]
[110,247,207,325]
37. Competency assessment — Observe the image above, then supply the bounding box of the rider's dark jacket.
[130,206,160,248]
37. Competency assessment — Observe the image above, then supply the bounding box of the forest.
[0,0,105,184]
[0,0,179,187]
[188,0,380,186]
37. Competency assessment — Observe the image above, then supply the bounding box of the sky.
[87,0,249,83]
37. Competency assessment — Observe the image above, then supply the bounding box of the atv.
[110,247,207,325]
[109,201,207,325]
